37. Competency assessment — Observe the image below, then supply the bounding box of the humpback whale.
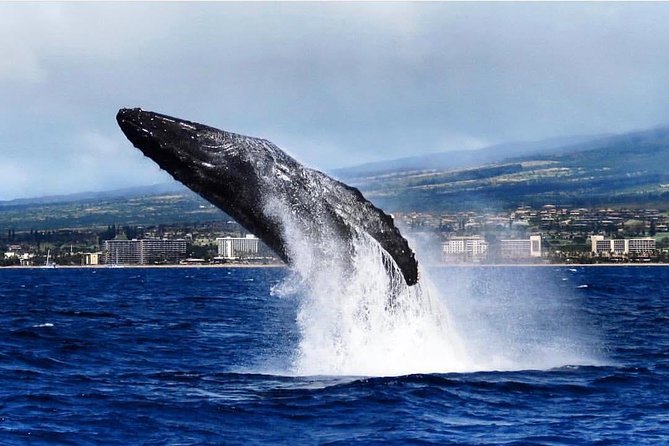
[116,108,418,286]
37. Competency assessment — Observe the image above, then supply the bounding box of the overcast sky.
[2,2,669,200]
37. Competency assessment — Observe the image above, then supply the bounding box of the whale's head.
[116,108,267,203]
[117,108,227,182]
[116,107,286,254]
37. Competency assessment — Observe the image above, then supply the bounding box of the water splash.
[266,198,473,376]
[263,197,602,376]
[438,266,606,372]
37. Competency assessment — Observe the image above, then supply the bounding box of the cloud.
[0,129,169,200]
[1,2,669,199]
[70,130,169,190]
[0,162,31,199]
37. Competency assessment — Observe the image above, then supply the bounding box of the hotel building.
[499,235,543,259]
[103,239,187,265]
[442,236,488,261]
[216,234,267,260]
[590,235,656,255]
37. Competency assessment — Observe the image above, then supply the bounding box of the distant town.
[2,204,668,267]
[397,205,668,264]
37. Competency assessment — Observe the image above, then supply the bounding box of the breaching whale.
[116,108,418,286]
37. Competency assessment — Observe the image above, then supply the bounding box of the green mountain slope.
[338,126,669,212]
[333,133,606,178]
[0,189,225,231]
[2,125,668,231]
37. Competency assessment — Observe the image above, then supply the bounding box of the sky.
[2,2,669,200]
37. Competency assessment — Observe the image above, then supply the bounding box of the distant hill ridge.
[0,183,221,231]
[0,183,188,208]
[339,125,669,212]
[334,126,669,180]
[333,133,612,179]
[2,124,668,230]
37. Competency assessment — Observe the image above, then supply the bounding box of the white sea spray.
[265,197,474,376]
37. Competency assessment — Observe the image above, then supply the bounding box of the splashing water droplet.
[266,198,473,376]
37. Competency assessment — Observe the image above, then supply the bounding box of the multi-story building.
[104,240,140,264]
[500,235,542,259]
[216,234,267,260]
[629,238,656,253]
[103,239,187,265]
[442,236,488,262]
[591,236,656,255]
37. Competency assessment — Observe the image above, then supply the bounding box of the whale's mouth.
[116,108,151,137]
[116,108,167,162]
[116,107,217,186]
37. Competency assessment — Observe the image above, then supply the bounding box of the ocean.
[1,265,667,445]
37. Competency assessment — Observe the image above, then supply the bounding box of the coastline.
[430,262,669,267]
[3,262,669,270]
[1,263,287,270]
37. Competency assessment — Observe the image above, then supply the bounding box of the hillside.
[0,186,225,231]
[333,133,606,178]
[2,125,669,231]
[336,126,669,212]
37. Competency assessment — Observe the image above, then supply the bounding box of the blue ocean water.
[1,266,668,445]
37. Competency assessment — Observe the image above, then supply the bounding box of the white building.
[83,252,102,265]
[590,235,605,253]
[442,236,488,261]
[104,239,187,264]
[216,234,263,260]
[500,235,542,258]
[629,238,656,253]
[4,251,35,266]
[591,236,656,255]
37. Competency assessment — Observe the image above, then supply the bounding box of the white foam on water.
[263,198,603,377]
[33,323,54,328]
[434,264,606,372]
[265,198,474,376]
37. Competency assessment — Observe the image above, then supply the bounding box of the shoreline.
[429,262,669,267]
[1,263,287,270]
[3,263,669,270]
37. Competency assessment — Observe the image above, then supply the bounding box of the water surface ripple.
[1,266,667,444]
